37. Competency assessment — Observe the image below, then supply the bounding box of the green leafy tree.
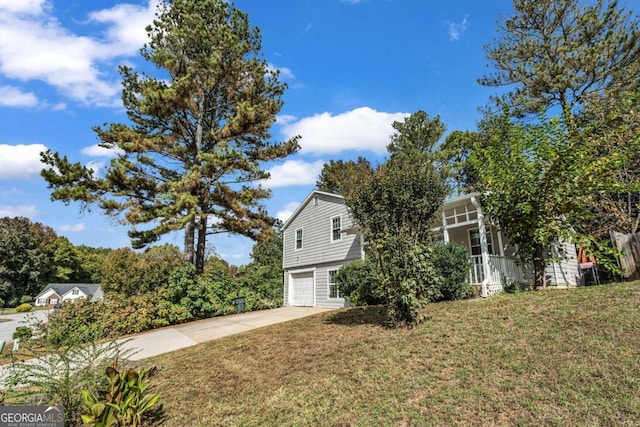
[75,245,112,283]
[578,90,640,240]
[387,110,445,157]
[316,157,374,198]
[470,111,635,289]
[0,217,57,303]
[479,0,640,117]
[238,231,283,308]
[434,130,481,196]
[346,112,448,326]
[52,237,81,282]
[41,0,299,274]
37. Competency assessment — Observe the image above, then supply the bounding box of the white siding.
[545,242,580,287]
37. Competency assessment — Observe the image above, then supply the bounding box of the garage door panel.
[292,272,314,306]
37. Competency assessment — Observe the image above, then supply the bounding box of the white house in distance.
[281,190,580,308]
[34,283,104,306]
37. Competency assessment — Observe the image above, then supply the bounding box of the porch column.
[441,210,449,243]
[471,196,490,297]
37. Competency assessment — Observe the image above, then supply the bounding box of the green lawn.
[149,282,640,426]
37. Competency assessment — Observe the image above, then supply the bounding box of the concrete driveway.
[122,306,333,360]
[0,310,51,343]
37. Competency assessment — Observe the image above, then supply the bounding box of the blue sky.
[0,0,516,265]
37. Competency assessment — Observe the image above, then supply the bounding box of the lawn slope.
[151,282,640,426]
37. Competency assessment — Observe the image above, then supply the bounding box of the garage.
[291,272,314,306]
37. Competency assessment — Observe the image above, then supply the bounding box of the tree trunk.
[184,218,195,264]
[195,214,207,274]
[533,244,546,290]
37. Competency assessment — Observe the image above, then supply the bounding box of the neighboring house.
[282,190,580,308]
[34,283,104,306]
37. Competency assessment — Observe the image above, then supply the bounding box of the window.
[331,216,341,242]
[72,289,79,295]
[295,228,303,250]
[37,298,46,305]
[328,269,340,299]
[469,228,494,256]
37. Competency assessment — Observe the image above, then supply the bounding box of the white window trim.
[468,227,494,256]
[327,269,340,299]
[295,227,303,251]
[330,215,342,243]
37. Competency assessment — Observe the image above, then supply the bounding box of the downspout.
[471,196,490,297]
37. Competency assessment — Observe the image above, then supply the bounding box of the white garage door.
[291,272,314,306]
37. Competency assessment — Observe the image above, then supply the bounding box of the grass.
[150,282,640,425]
[0,306,50,315]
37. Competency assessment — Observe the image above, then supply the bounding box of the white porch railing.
[470,255,524,295]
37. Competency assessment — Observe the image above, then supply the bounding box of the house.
[282,191,363,308]
[282,190,580,308]
[34,283,104,307]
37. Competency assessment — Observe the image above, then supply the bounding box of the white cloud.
[446,16,468,41]
[267,63,295,80]
[0,85,39,107]
[277,201,301,223]
[0,0,48,15]
[88,0,159,56]
[276,114,297,125]
[261,160,324,189]
[0,1,158,106]
[0,204,37,218]
[280,107,408,155]
[0,187,23,196]
[81,144,123,157]
[59,223,85,232]
[0,144,47,180]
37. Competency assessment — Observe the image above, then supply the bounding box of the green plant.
[504,280,530,294]
[431,243,473,301]
[15,303,32,312]
[12,326,32,341]
[20,295,33,304]
[81,364,160,427]
[3,339,133,427]
[335,260,384,306]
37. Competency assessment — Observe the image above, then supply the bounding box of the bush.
[45,299,117,347]
[431,243,474,301]
[81,364,160,427]
[20,295,33,304]
[15,303,32,313]
[335,260,384,306]
[4,339,133,427]
[12,326,32,341]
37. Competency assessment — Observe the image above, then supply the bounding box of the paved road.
[0,310,51,343]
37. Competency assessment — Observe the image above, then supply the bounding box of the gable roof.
[36,283,103,300]
[281,190,344,231]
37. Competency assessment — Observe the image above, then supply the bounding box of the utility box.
[231,297,246,313]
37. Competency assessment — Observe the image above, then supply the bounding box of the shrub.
[504,280,531,293]
[81,364,160,427]
[335,260,384,306]
[4,339,132,427]
[15,303,32,312]
[45,299,116,347]
[20,295,33,304]
[431,243,474,301]
[12,326,32,341]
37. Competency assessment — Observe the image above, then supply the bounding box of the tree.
[345,111,448,326]
[41,0,299,274]
[75,245,112,284]
[434,130,481,196]
[0,217,57,302]
[387,110,445,157]
[479,0,640,117]
[577,90,640,239]
[316,157,373,198]
[52,237,82,282]
[470,111,634,289]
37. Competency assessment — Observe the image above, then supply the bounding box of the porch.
[439,193,526,297]
[469,255,525,295]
